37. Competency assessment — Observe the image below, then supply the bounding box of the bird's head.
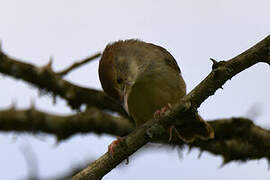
[98,40,142,107]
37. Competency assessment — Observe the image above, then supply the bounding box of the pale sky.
[0,0,270,179]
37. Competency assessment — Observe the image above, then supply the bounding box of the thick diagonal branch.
[73,35,270,180]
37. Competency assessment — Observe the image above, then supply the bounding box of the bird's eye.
[116,78,123,84]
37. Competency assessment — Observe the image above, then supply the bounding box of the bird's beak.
[120,84,130,115]
[119,91,124,104]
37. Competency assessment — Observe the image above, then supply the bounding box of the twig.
[56,53,101,76]
[73,35,270,180]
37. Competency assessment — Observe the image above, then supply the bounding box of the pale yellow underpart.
[126,59,186,126]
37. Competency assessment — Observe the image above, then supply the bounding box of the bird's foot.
[154,103,172,119]
[108,136,123,157]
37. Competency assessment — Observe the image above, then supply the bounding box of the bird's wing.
[149,43,181,74]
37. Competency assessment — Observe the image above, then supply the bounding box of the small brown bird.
[99,40,213,149]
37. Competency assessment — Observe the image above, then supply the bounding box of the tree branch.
[182,118,270,164]
[0,51,125,115]
[0,107,133,140]
[72,35,270,179]
[56,53,101,76]
[1,107,269,164]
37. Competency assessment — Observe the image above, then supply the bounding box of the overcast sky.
[0,0,270,179]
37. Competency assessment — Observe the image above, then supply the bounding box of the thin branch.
[73,35,270,180]
[0,51,125,115]
[56,53,101,76]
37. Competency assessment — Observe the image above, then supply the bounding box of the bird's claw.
[108,136,123,157]
[154,103,172,119]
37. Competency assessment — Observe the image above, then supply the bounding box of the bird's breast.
[127,69,186,126]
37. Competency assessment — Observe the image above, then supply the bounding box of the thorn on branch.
[47,56,54,71]
[38,56,54,74]
[210,58,218,69]
[220,156,231,168]
[197,150,203,159]
[187,146,192,154]
[210,58,217,64]
[125,157,129,165]
[210,58,227,70]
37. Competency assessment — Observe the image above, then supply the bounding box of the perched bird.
[99,39,213,146]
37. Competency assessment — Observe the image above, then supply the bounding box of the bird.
[98,39,214,152]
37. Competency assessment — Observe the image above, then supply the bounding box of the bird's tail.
[173,113,214,143]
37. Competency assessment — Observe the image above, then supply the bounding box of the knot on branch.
[146,124,166,140]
